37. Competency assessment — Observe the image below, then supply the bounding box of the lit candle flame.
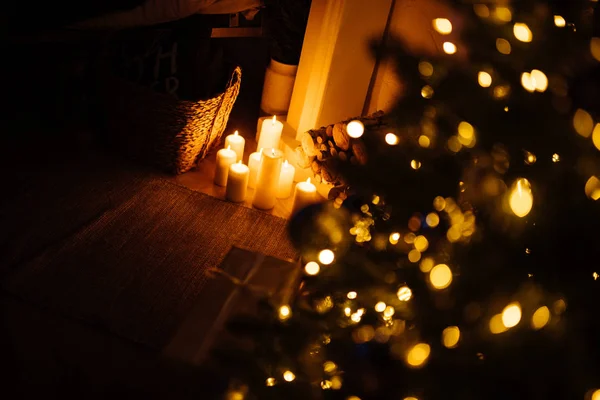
[272,115,277,125]
[238,160,242,164]
[509,178,533,217]
[284,160,288,166]
[227,145,231,150]
[259,148,263,154]
[307,178,311,184]
[271,149,276,156]
[234,130,239,136]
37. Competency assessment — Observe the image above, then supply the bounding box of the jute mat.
[3,175,297,349]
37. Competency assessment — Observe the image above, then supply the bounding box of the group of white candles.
[214,116,318,215]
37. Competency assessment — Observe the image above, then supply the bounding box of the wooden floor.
[171,137,295,220]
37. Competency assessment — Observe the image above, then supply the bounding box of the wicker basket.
[100,66,242,174]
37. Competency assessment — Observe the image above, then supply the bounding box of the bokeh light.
[406,343,431,367]
[319,249,335,265]
[386,133,400,145]
[521,72,536,93]
[421,85,434,99]
[554,15,566,27]
[397,286,413,301]
[420,257,435,273]
[573,109,594,137]
[458,121,475,140]
[375,301,386,312]
[513,23,532,42]
[443,42,457,54]
[502,302,522,328]
[279,305,292,321]
[442,326,460,348]
[552,153,561,163]
[347,291,358,299]
[418,61,434,77]
[430,264,452,289]
[283,370,296,382]
[433,18,452,34]
[411,160,422,170]
[531,69,548,92]
[592,389,600,400]
[389,232,401,244]
[346,120,364,138]
[383,306,395,318]
[478,71,492,87]
[304,261,320,276]
[496,38,512,54]
[509,178,533,218]
[414,235,429,252]
[592,124,600,150]
[408,249,422,263]
[418,135,431,148]
[591,38,600,62]
[474,4,490,18]
[585,176,600,201]
[495,7,512,22]
[531,306,550,330]
[266,377,276,386]
[489,314,508,334]
[426,212,440,227]
[524,151,537,165]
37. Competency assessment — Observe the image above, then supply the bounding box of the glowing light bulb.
[397,286,412,301]
[554,15,566,28]
[513,23,532,42]
[433,18,452,34]
[478,71,492,87]
[347,291,358,299]
[346,120,365,138]
[443,42,457,54]
[531,306,550,330]
[496,38,512,54]
[386,133,399,145]
[375,302,386,312]
[304,262,320,276]
[406,343,431,367]
[509,178,533,218]
[318,249,335,265]
[278,305,292,321]
[501,302,522,328]
[442,326,460,348]
[531,69,548,92]
[430,264,452,289]
[283,370,296,382]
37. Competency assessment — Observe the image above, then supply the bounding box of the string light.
[478,71,492,87]
[430,264,452,289]
[442,326,460,348]
[283,370,296,382]
[433,18,452,34]
[509,178,533,218]
[304,262,320,276]
[513,23,532,42]
[531,306,550,330]
[443,42,457,54]
[554,15,566,28]
[501,302,522,328]
[397,286,413,301]
[406,343,431,367]
[346,120,365,138]
[318,249,335,265]
[386,133,399,145]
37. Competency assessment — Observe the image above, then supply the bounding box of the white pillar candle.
[214,145,237,187]
[252,148,283,210]
[277,160,296,199]
[248,148,263,189]
[257,115,284,151]
[292,178,318,215]
[224,130,245,162]
[226,161,249,203]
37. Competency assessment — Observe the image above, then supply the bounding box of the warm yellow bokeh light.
[397,286,413,301]
[418,135,431,148]
[495,7,512,22]
[585,176,600,201]
[266,377,276,386]
[513,23,532,42]
[502,302,522,328]
[323,361,337,373]
[408,249,422,263]
[573,109,594,138]
[426,212,440,227]
[418,61,434,77]
[552,153,561,163]
[411,160,422,170]
[489,314,508,334]
[524,151,537,165]
[443,42,457,54]
[474,4,490,18]
[279,305,292,321]
[554,15,566,28]
[442,326,460,348]
[521,72,536,93]
[430,264,452,289]
[319,249,335,265]
[433,18,453,35]
[347,397,362,400]
[386,133,399,145]
[496,38,512,54]
[447,136,462,153]
[531,306,551,330]
[591,389,600,400]
[384,306,395,317]
[591,37,600,62]
[414,235,429,252]
[531,69,548,92]
[592,124,600,151]
[283,370,296,382]
[347,291,358,299]
[458,121,475,140]
[509,178,533,218]
[304,261,320,276]
[404,397,419,400]
[478,71,492,87]
[420,257,435,273]
[421,85,434,99]
[375,301,387,312]
[433,196,446,211]
[406,343,431,367]
[346,120,365,138]
[389,232,401,244]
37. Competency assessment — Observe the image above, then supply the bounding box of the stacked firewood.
[295,111,386,189]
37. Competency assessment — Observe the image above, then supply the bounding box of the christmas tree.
[221,1,600,399]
